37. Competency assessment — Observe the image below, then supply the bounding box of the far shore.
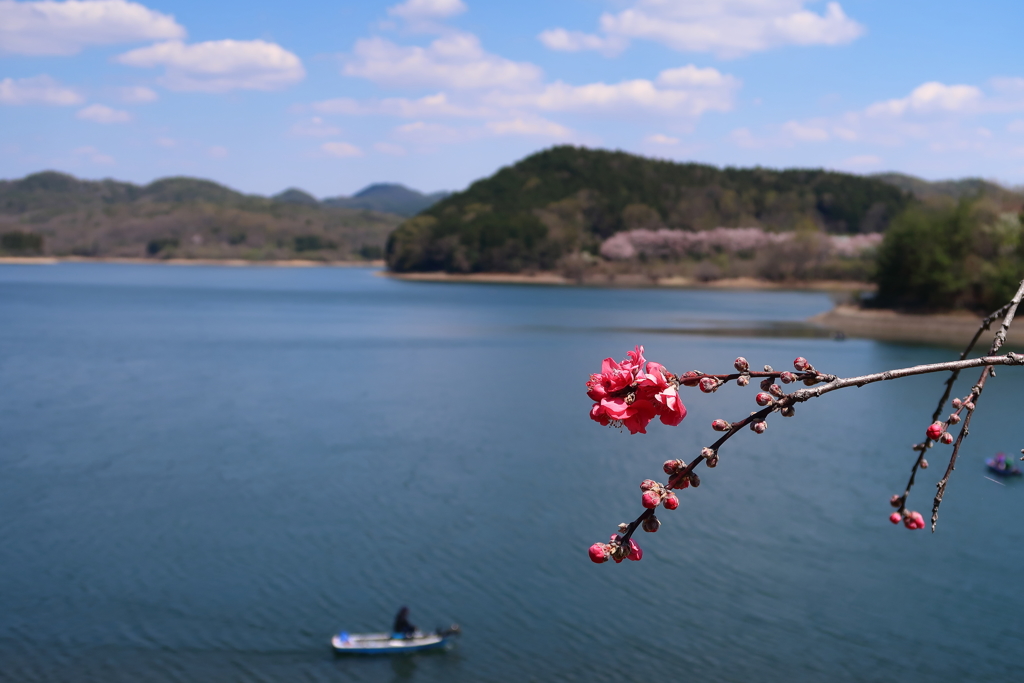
[811,305,1024,347]
[0,256,385,268]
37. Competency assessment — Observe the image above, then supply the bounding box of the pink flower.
[588,347,687,434]
[589,543,610,563]
[626,539,643,561]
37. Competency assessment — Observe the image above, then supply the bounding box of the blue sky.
[2,0,1024,197]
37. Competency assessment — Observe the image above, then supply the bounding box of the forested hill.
[0,171,405,261]
[386,146,914,273]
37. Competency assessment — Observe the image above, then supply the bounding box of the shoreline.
[810,304,1024,347]
[0,256,384,268]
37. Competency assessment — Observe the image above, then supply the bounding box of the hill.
[0,171,403,261]
[871,172,1023,207]
[322,183,450,217]
[386,146,914,274]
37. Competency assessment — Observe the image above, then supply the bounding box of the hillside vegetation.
[0,172,405,261]
[386,146,913,274]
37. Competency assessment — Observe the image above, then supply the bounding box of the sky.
[2,0,1024,198]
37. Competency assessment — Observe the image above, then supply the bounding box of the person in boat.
[392,606,416,639]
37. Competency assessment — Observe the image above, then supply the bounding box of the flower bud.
[626,539,643,561]
[948,413,961,424]
[751,420,767,434]
[802,377,818,386]
[589,543,610,563]
[904,511,925,530]
[890,494,902,508]
[889,512,901,524]
[712,419,731,432]
[642,515,661,533]
[706,454,719,468]
[940,432,954,445]
[951,398,962,409]
[780,405,795,417]
[793,357,810,371]
[734,357,749,372]
[663,459,684,475]
[701,447,716,459]
[964,401,975,411]
[763,365,774,373]
[779,371,795,384]
[699,377,719,393]
[663,491,680,510]
[768,383,784,397]
[640,479,658,491]
[760,378,773,391]
[737,375,750,387]
[617,523,629,533]
[920,459,928,469]
[641,490,662,509]
[688,473,701,488]
[926,422,944,440]
[680,371,701,387]
[755,392,774,406]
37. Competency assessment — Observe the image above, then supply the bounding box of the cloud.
[486,117,572,138]
[865,82,983,117]
[645,133,680,145]
[344,33,541,90]
[537,28,625,56]
[393,121,466,145]
[540,0,863,59]
[0,0,185,56]
[73,145,114,164]
[76,103,132,122]
[1009,120,1024,133]
[117,85,157,102]
[838,154,883,168]
[116,39,305,92]
[781,120,829,141]
[155,136,176,147]
[290,116,341,137]
[0,74,82,105]
[310,91,488,118]
[387,0,465,20]
[322,141,363,157]
[494,65,739,117]
[207,145,228,158]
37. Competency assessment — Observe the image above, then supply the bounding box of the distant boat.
[986,453,1021,477]
[331,626,460,655]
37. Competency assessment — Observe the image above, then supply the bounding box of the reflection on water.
[1,264,1023,683]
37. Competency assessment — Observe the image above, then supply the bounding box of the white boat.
[331,626,459,655]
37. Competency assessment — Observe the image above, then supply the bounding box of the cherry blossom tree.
[587,280,1024,564]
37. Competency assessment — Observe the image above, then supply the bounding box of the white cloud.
[76,103,132,122]
[0,74,82,105]
[865,82,983,118]
[290,116,341,137]
[1009,120,1024,133]
[781,120,829,141]
[393,121,466,145]
[645,133,680,145]
[322,141,363,157]
[374,142,406,156]
[0,0,184,55]
[486,117,572,138]
[344,33,541,90]
[116,39,305,92]
[311,91,488,118]
[537,28,625,56]
[73,145,114,164]
[117,85,157,102]
[387,0,465,19]
[207,145,228,158]
[540,0,863,58]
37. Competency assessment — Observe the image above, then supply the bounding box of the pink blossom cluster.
[924,395,973,446]
[890,510,926,529]
[599,228,883,261]
[587,345,687,434]
[589,534,643,564]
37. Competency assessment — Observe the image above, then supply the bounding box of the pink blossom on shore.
[599,227,883,261]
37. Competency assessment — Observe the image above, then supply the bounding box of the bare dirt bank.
[810,305,1024,348]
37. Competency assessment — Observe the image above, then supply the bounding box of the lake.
[1,263,1022,683]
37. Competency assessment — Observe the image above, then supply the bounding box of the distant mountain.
[323,183,450,217]
[386,145,913,274]
[0,171,402,261]
[872,172,1023,207]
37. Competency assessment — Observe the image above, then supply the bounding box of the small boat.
[331,626,460,655]
[986,453,1022,477]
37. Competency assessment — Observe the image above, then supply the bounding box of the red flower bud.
[926,422,944,440]
[642,515,661,533]
[948,413,961,424]
[641,490,662,509]
[680,371,701,387]
[755,392,773,406]
[734,357,749,372]
[640,479,658,491]
[760,378,773,391]
[711,419,730,432]
[768,383,784,398]
[751,420,767,434]
[793,357,810,371]
[663,459,684,475]
[589,543,610,563]
[662,491,679,510]
[889,512,901,524]
[940,432,954,445]
[699,377,719,393]
[626,539,643,561]
[779,371,795,384]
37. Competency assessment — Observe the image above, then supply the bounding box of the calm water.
[1,264,1022,683]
